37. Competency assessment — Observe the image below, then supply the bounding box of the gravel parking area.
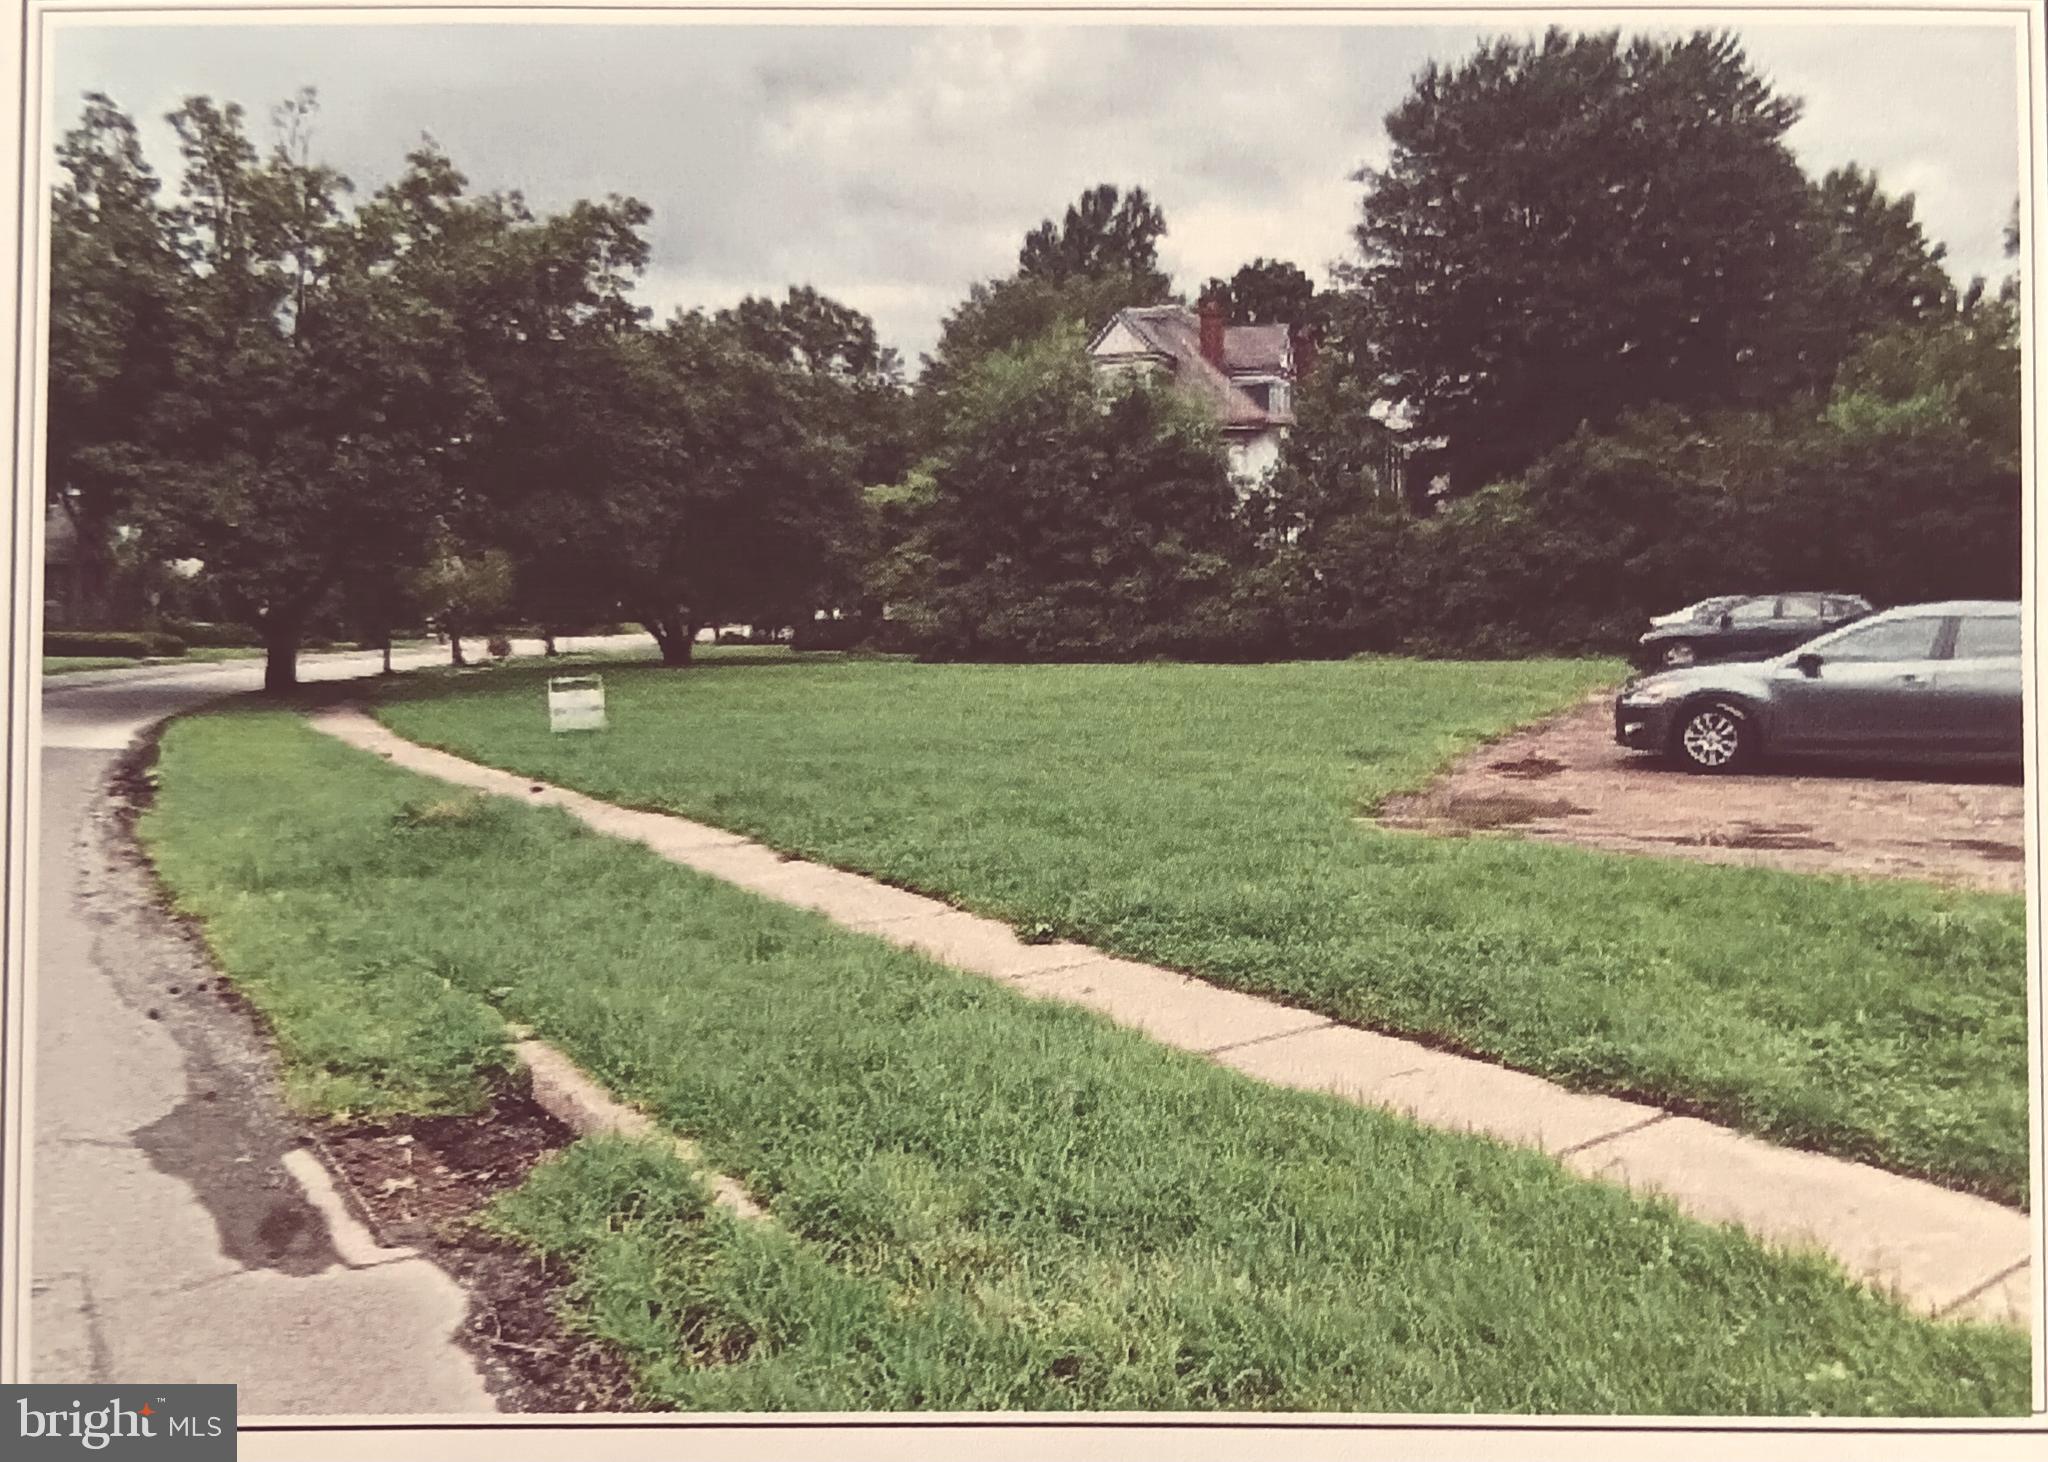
[1378,693,2025,894]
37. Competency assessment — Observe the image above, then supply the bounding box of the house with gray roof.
[1086,299,1307,484]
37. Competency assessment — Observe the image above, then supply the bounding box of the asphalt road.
[28,636,647,1413]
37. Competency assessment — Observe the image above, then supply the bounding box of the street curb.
[280,1147,425,1268]
[512,1037,766,1221]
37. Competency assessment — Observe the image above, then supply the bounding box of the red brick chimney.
[1198,296,1226,371]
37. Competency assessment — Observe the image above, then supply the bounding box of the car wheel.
[1661,643,1697,667]
[1673,701,1752,774]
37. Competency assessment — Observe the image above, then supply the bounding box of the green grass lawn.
[184,646,271,663]
[43,646,271,676]
[373,656,2030,1204]
[43,656,145,675]
[139,706,2029,1414]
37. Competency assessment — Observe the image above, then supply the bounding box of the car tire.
[1672,700,1754,774]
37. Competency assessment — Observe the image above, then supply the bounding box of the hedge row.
[875,400,2019,665]
[44,630,186,659]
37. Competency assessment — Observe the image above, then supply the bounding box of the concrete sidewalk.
[309,708,2035,1331]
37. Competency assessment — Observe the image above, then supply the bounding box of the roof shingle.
[1089,306,1294,430]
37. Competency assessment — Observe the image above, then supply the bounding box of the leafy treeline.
[878,27,2019,659]
[49,89,898,685]
[51,28,2022,677]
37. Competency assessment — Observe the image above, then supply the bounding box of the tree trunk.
[542,628,558,657]
[252,568,334,695]
[69,538,114,629]
[641,615,695,666]
[381,637,394,676]
[57,498,116,629]
[262,621,301,695]
[449,632,466,667]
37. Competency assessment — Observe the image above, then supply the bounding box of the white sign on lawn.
[547,675,608,733]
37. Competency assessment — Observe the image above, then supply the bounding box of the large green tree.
[353,143,655,668]
[885,330,1251,661]
[1809,164,1956,335]
[47,93,183,627]
[718,285,912,487]
[1017,182,1170,294]
[920,183,1180,437]
[1200,257,1321,329]
[139,93,500,690]
[494,313,864,666]
[718,284,892,378]
[916,268,1166,448]
[1352,30,1852,496]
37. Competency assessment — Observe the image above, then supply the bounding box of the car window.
[1817,617,1945,663]
[1779,594,1823,618]
[1951,615,2021,660]
[1728,598,1776,623]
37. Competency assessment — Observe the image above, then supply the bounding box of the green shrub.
[44,630,186,658]
[886,330,1259,662]
[1276,400,2018,660]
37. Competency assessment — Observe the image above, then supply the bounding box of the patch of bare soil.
[317,1084,647,1413]
[1430,791,1591,830]
[1377,693,2025,893]
[1488,754,1568,780]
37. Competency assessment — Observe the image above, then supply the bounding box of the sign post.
[547,675,608,733]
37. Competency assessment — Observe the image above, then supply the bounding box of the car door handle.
[1898,673,1928,686]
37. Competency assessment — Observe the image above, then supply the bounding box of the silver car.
[1614,601,2024,773]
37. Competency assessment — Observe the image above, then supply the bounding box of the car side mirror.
[1718,613,1734,630]
[1795,652,1823,678]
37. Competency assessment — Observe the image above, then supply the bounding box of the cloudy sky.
[50,11,2027,366]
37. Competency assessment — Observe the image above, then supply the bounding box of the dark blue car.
[1632,593,1873,672]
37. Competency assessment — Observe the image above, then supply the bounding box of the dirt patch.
[1376,693,2024,893]
[1487,754,1567,780]
[1674,823,1838,852]
[1945,838,2026,863]
[1426,791,1590,830]
[317,1083,647,1413]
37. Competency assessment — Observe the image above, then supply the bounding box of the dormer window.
[1236,381,1287,414]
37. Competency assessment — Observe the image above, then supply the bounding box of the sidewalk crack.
[1933,1257,2029,1319]
[1554,1112,1673,1159]
[1202,1019,1338,1057]
[77,1271,114,1382]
